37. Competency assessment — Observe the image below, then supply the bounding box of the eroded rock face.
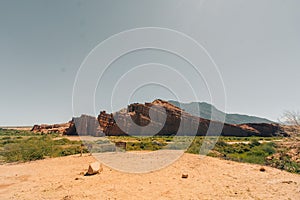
[97,99,286,137]
[237,123,288,137]
[31,115,104,136]
[31,122,72,134]
[32,99,286,137]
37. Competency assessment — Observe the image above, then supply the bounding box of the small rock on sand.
[182,173,188,179]
[87,162,102,175]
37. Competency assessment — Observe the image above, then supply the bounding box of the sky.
[0,0,299,126]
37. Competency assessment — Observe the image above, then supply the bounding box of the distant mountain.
[168,100,274,124]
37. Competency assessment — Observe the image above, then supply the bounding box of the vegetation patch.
[0,129,87,163]
[1,128,299,174]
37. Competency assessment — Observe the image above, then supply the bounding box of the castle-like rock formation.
[97,99,286,137]
[32,99,288,137]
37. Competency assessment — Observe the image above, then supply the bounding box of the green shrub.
[53,138,71,145]
[0,135,84,163]
[249,138,260,147]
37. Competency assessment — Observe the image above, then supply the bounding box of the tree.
[279,110,300,126]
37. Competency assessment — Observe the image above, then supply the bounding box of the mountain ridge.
[168,100,274,125]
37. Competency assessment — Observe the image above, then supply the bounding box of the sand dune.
[0,153,299,200]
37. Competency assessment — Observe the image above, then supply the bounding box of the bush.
[0,135,84,163]
[250,138,260,147]
[0,129,35,136]
[53,138,71,145]
[261,142,276,155]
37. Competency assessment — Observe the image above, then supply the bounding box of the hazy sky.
[0,0,299,126]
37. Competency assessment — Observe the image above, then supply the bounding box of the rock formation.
[31,115,104,136]
[97,99,286,137]
[31,122,72,134]
[32,99,287,137]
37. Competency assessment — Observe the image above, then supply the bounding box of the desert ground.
[0,152,299,200]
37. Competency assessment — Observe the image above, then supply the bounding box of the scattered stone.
[62,195,72,200]
[259,167,266,172]
[56,185,64,190]
[182,173,188,179]
[86,162,102,175]
[79,171,85,175]
[282,180,296,184]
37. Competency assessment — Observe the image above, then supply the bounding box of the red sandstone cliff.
[32,99,287,137]
[97,99,287,137]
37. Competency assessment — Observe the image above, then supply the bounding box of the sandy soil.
[0,153,299,200]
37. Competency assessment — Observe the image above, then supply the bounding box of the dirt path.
[0,153,299,200]
[226,140,283,145]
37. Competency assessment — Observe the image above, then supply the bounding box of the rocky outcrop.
[237,123,289,137]
[97,100,185,136]
[97,99,286,137]
[32,99,287,137]
[31,122,72,134]
[32,115,104,136]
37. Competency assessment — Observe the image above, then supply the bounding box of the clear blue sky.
[0,0,299,126]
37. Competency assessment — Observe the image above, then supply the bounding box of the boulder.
[87,162,102,175]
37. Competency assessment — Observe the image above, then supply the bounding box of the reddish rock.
[31,115,104,136]
[97,99,286,137]
[31,122,72,134]
[32,99,287,137]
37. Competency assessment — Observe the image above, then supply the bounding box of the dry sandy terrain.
[0,153,299,200]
